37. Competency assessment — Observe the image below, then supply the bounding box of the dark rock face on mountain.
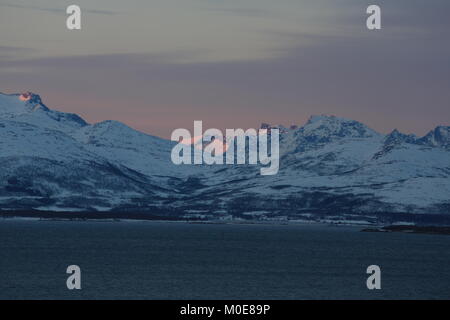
[0,92,449,223]
[417,126,450,149]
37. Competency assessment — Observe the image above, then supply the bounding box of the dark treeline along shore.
[362,225,450,235]
[2,210,450,232]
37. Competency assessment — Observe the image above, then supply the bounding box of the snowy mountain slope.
[72,120,202,178]
[188,116,450,217]
[0,92,194,210]
[1,93,205,180]
[0,92,449,221]
[0,92,87,133]
[0,117,174,211]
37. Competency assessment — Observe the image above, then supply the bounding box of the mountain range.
[0,92,449,224]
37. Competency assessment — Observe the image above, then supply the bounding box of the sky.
[1,0,449,138]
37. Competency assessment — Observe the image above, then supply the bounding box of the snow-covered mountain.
[1,92,449,223]
[0,92,196,211]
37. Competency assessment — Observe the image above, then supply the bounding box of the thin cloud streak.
[1,0,449,138]
[2,33,449,138]
[0,2,118,15]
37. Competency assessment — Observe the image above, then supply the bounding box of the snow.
[0,92,449,216]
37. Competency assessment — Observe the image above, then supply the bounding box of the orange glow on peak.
[19,92,32,101]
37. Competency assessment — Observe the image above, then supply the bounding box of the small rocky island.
[362,225,450,235]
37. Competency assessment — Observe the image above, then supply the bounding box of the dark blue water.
[0,219,449,299]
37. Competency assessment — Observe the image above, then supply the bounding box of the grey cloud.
[1,0,449,137]
[0,46,35,53]
[202,6,273,18]
[0,2,118,15]
[0,46,36,60]
[2,26,449,137]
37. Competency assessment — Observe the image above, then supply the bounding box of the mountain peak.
[0,91,46,115]
[0,92,87,130]
[18,92,42,104]
[384,129,417,145]
[1,91,48,108]
[302,114,379,139]
[306,114,345,124]
[417,126,450,149]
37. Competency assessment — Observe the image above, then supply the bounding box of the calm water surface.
[0,219,449,299]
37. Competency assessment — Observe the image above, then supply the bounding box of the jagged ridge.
[0,92,449,222]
